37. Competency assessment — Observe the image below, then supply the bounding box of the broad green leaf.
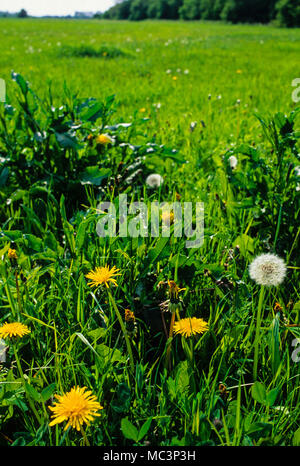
[25,383,41,402]
[293,427,300,446]
[266,388,279,407]
[41,383,56,402]
[138,418,152,442]
[121,418,139,442]
[251,382,267,405]
[80,166,111,186]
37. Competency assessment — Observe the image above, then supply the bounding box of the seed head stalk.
[253,285,266,380]
[107,290,134,375]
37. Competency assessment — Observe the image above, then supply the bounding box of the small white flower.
[184,69,189,74]
[294,166,300,177]
[229,155,238,169]
[153,102,161,109]
[166,69,172,74]
[190,121,197,131]
[249,253,287,287]
[146,173,164,188]
[176,68,181,73]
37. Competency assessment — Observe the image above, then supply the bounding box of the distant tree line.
[98,0,300,27]
[0,9,28,17]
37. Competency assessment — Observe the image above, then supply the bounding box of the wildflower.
[236,69,242,74]
[190,121,197,132]
[96,134,114,145]
[0,322,30,340]
[125,309,135,322]
[249,253,287,287]
[146,173,164,188]
[49,386,103,431]
[153,102,161,109]
[124,309,137,338]
[184,69,189,74]
[166,69,172,74]
[228,155,238,169]
[168,280,184,301]
[167,280,185,313]
[173,317,209,338]
[139,108,146,113]
[274,302,283,312]
[8,248,18,260]
[85,265,121,289]
[172,76,178,81]
[161,210,174,226]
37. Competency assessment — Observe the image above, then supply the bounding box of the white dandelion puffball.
[229,155,238,169]
[249,253,287,287]
[146,173,164,188]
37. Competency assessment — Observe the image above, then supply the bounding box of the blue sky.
[1,0,115,16]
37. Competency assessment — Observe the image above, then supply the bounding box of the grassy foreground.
[0,19,299,446]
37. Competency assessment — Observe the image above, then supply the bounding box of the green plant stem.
[165,311,176,370]
[13,344,42,425]
[80,425,90,446]
[3,264,17,318]
[253,286,266,381]
[15,271,23,315]
[108,290,134,374]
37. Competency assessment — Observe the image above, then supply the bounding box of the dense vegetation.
[0,19,299,447]
[101,0,300,27]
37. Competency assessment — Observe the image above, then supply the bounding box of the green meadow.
[0,18,299,447]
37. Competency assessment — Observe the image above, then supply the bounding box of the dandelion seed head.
[146,173,164,188]
[249,253,287,286]
[228,155,238,169]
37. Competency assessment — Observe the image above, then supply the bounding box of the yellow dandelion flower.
[8,248,18,260]
[236,69,242,74]
[139,107,146,113]
[85,265,121,289]
[161,210,174,226]
[172,76,178,81]
[0,322,30,340]
[173,317,209,338]
[49,386,103,431]
[96,133,114,145]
